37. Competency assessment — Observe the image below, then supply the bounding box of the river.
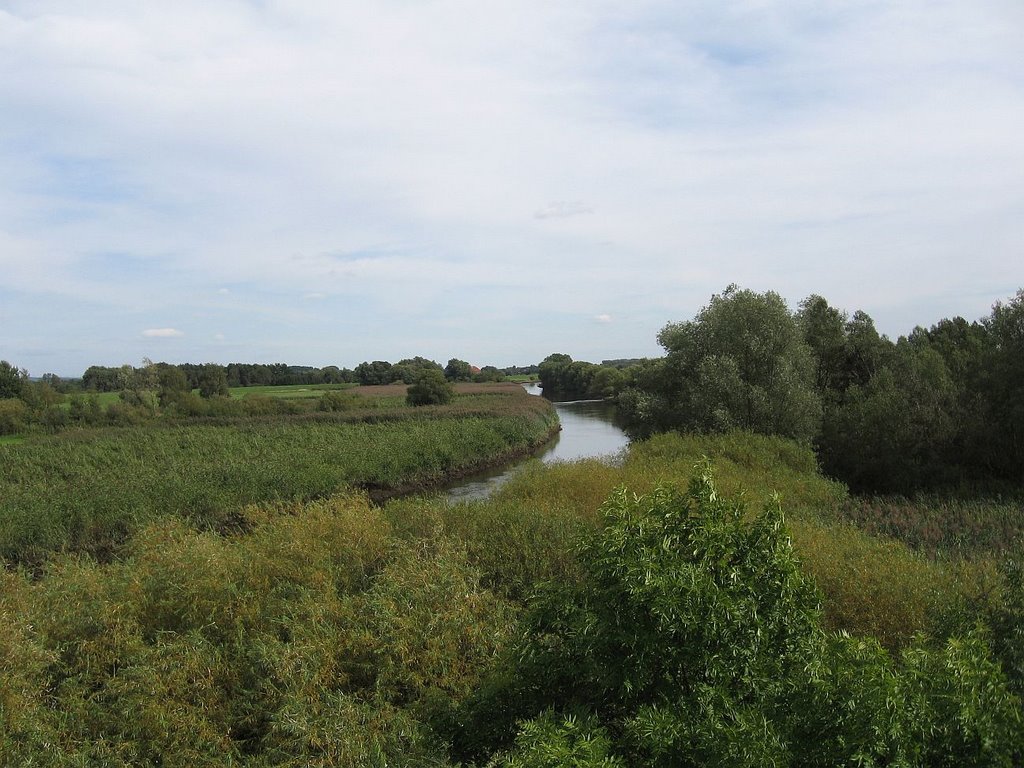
[444,382,631,502]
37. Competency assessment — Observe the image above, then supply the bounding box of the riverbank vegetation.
[2,287,1022,763]
[0,385,557,567]
[612,285,1024,498]
[1,431,1020,764]
[0,353,531,439]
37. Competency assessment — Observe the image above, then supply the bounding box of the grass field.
[228,383,356,399]
[71,380,523,405]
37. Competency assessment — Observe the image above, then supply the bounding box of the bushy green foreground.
[0,393,557,565]
[467,471,1021,767]
[1,432,1020,765]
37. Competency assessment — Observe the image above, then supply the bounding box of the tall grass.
[0,393,557,565]
[836,495,1024,557]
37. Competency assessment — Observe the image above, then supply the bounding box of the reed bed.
[0,393,557,566]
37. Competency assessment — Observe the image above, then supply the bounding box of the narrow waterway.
[444,383,631,502]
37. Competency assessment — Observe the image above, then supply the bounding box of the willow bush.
[459,469,1023,767]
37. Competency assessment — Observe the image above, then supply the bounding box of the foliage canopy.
[406,368,454,406]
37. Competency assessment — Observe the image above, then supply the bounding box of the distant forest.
[2,357,531,394]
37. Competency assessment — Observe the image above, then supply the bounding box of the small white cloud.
[534,201,594,220]
[594,314,613,324]
[303,292,327,300]
[142,328,184,338]
[214,333,225,341]
[217,287,230,295]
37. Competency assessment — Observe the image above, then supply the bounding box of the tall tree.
[797,294,848,398]
[0,360,26,399]
[630,286,821,442]
[977,289,1024,478]
[444,358,473,382]
[196,364,229,399]
[820,340,958,492]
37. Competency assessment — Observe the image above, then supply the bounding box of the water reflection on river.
[444,383,631,502]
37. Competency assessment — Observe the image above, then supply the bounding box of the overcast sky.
[1,1,1021,376]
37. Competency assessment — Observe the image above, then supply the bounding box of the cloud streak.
[535,201,594,220]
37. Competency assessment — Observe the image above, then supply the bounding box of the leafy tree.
[445,358,473,382]
[406,368,453,406]
[156,363,191,407]
[320,365,354,384]
[586,366,626,400]
[842,309,892,389]
[355,360,394,386]
[537,353,574,397]
[797,294,848,398]
[0,360,27,400]
[538,354,604,400]
[20,380,61,413]
[820,340,958,492]
[82,365,121,392]
[626,286,821,442]
[913,315,989,386]
[196,364,229,399]
[474,365,505,383]
[976,289,1024,479]
[39,373,71,393]
[392,357,444,384]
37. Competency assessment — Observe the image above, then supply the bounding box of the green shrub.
[457,466,1023,766]
[788,516,955,650]
[0,398,29,435]
[407,368,453,406]
[318,389,360,412]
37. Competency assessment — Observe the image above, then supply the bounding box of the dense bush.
[406,368,454,406]
[1,428,1020,765]
[0,398,30,435]
[0,494,504,765]
[456,469,1023,766]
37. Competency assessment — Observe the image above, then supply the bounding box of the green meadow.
[227,383,357,400]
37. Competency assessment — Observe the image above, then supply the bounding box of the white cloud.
[534,201,594,220]
[594,314,613,324]
[0,2,1020,374]
[142,328,184,338]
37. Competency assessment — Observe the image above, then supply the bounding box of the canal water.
[444,383,631,502]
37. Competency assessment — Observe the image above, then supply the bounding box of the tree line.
[609,285,1024,495]
[55,357,514,392]
[0,355,516,435]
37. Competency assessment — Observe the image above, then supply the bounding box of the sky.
[1,1,1022,377]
